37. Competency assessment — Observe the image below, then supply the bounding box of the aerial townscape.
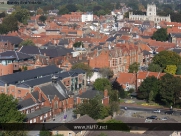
[1,0,181,136]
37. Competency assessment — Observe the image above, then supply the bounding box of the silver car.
[153,109,161,113]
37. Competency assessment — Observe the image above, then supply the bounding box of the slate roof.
[106,37,115,42]
[0,65,62,84]
[32,91,45,102]
[170,33,181,38]
[0,36,23,45]
[19,45,73,58]
[26,107,51,120]
[59,39,69,45]
[16,69,85,88]
[39,81,69,101]
[140,35,151,39]
[78,89,103,99]
[18,98,36,110]
[0,51,33,60]
[91,45,102,51]
[143,50,152,55]
[172,48,181,54]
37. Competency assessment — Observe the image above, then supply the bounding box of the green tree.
[124,12,129,18]
[39,15,47,23]
[137,76,160,102]
[2,15,18,32]
[19,39,35,47]
[0,24,8,34]
[37,8,44,15]
[148,63,162,72]
[13,8,30,24]
[148,90,154,103]
[39,124,51,136]
[66,4,77,12]
[0,12,5,18]
[0,94,26,123]
[74,95,109,119]
[164,65,177,75]
[93,78,111,91]
[58,6,69,15]
[159,74,181,106]
[73,42,83,48]
[128,62,140,73]
[152,50,181,69]
[99,67,113,79]
[176,65,181,75]
[109,101,119,115]
[112,81,126,98]
[71,63,93,78]
[0,94,26,135]
[151,28,168,41]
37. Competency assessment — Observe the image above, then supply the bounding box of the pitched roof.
[78,89,103,99]
[39,81,69,101]
[0,36,23,45]
[26,107,51,120]
[18,98,36,110]
[0,51,33,60]
[117,73,135,84]
[0,65,62,84]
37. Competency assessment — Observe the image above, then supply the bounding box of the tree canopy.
[148,63,162,72]
[39,15,47,23]
[151,28,168,41]
[99,67,114,79]
[74,95,109,119]
[93,78,111,91]
[128,62,140,73]
[151,50,181,70]
[13,8,30,25]
[71,63,93,78]
[164,65,177,75]
[73,42,84,48]
[19,39,35,47]
[137,76,160,102]
[0,94,27,135]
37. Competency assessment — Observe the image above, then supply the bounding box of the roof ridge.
[14,50,19,60]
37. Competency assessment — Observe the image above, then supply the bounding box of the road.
[120,106,181,116]
[27,109,75,136]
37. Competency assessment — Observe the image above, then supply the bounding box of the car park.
[146,115,157,119]
[153,109,161,113]
[161,117,168,121]
[165,110,174,115]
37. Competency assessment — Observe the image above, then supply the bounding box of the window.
[26,110,29,114]
[30,120,32,123]
[31,108,34,113]
[36,106,39,109]
[62,101,64,105]
[18,90,21,94]
[40,116,42,120]
[50,112,51,116]
[112,59,117,66]
[34,118,36,123]
[45,114,47,118]
[68,133,72,136]
[42,102,44,105]
[119,58,122,64]
[54,101,58,109]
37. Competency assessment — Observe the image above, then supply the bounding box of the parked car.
[165,110,174,115]
[161,117,168,121]
[153,109,161,113]
[147,115,157,119]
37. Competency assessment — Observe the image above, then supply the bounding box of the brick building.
[0,41,14,53]
[88,43,143,74]
[0,51,34,75]
[18,76,74,123]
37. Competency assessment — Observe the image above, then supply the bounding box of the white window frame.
[40,116,42,120]
[30,120,32,123]
[42,102,44,105]
[34,118,36,123]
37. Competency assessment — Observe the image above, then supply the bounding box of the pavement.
[27,109,75,136]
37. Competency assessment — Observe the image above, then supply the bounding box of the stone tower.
[146,4,157,16]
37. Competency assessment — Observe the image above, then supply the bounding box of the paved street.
[27,109,75,136]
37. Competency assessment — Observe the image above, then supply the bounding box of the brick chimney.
[104,89,108,98]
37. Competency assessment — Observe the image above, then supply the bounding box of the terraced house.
[0,65,86,99]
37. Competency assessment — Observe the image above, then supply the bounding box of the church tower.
[146,4,157,16]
